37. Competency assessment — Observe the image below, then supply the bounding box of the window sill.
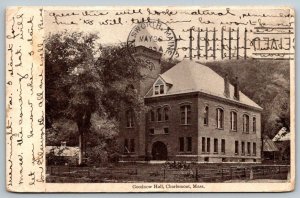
[180,124,192,126]
[235,153,239,155]
[213,152,218,154]
[179,151,192,154]
[126,127,134,129]
[149,133,169,136]
[216,127,224,130]
[230,129,237,132]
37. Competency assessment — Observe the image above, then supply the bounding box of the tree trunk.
[77,112,91,165]
[78,133,83,165]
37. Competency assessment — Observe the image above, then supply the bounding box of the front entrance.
[151,141,168,160]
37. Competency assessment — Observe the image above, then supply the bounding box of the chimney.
[224,74,230,98]
[234,77,240,100]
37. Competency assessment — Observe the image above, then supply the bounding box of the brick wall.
[197,93,262,162]
[145,94,199,160]
[144,92,262,162]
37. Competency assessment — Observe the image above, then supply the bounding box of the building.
[46,142,79,165]
[262,135,279,162]
[119,47,262,163]
[272,127,290,162]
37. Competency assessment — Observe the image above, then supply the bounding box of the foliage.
[204,59,290,138]
[45,31,146,164]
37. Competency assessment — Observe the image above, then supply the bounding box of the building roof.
[145,60,262,110]
[272,127,290,142]
[263,136,279,152]
[46,146,79,157]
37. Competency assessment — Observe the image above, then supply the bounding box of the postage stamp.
[5,6,295,192]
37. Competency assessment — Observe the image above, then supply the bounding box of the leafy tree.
[46,31,145,165]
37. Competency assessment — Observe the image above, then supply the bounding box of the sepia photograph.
[43,8,292,184]
[5,5,295,192]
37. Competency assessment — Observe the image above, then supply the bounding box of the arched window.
[216,108,224,129]
[163,106,170,121]
[230,111,237,131]
[150,110,155,122]
[253,117,256,132]
[243,114,250,133]
[157,108,162,122]
[180,105,191,125]
[204,106,209,125]
[126,109,134,128]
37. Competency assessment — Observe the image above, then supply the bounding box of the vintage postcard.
[6,6,295,192]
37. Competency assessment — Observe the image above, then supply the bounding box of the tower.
[119,46,162,161]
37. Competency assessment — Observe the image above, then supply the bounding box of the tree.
[46,31,145,165]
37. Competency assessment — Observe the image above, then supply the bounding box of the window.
[157,108,162,121]
[247,142,251,155]
[126,110,134,128]
[154,79,165,95]
[160,84,164,94]
[154,85,159,95]
[214,138,218,153]
[253,117,256,132]
[179,137,184,152]
[230,111,237,131]
[149,128,154,135]
[124,139,129,153]
[180,105,191,125]
[241,141,245,155]
[235,141,239,154]
[179,137,192,152]
[253,142,257,156]
[202,137,206,152]
[124,139,135,153]
[187,137,192,152]
[164,107,169,121]
[150,110,155,122]
[216,108,224,129]
[221,139,225,154]
[204,106,209,125]
[164,127,169,134]
[130,139,135,152]
[207,138,211,153]
[243,114,250,133]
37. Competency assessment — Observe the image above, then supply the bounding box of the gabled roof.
[263,136,279,152]
[145,60,262,110]
[272,127,290,142]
